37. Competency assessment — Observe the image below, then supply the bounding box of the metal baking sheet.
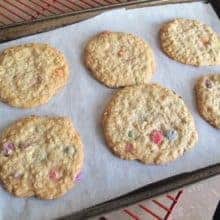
[0,1,220,220]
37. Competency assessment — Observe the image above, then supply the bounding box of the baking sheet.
[0,2,220,220]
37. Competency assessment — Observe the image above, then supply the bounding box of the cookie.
[160,18,220,66]
[84,31,156,88]
[102,84,198,164]
[195,74,220,128]
[0,43,69,108]
[0,116,84,199]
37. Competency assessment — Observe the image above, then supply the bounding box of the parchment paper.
[0,2,220,220]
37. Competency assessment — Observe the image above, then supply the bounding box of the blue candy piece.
[166,129,178,141]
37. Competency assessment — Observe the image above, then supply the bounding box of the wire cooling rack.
[122,190,183,220]
[0,0,128,28]
[0,0,147,29]
[0,0,202,29]
[95,190,183,219]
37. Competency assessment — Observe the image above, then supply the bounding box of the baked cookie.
[84,31,156,88]
[103,84,198,164]
[195,74,220,128]
[160,18,220,66]
[0,43,69,108]
[0,116,84,199]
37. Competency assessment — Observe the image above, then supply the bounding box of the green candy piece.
[128,131,133,138]
[64,146,75,156]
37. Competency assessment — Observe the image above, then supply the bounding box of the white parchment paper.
[0,2,220,220]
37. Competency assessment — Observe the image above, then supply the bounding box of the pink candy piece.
[150,130,164,145]
[101,31,111,35]
[14,171,23,179]
[49,168,61,181]
[125,143,134,152]
[2,143,15,156]
[205,79,212,89]
[75,172,82,182]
